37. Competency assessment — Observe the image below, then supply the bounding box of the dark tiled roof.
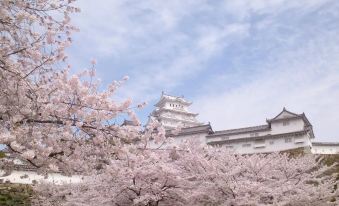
[207,108,313,139]
[208,125,270,137]
[153,108,198,116]
[266,108,312,127]
[121,120,139,126]
[266,107,300,122]
[208,130,307,145]
[154,92,192,107]
[11,163,38,172]
[312,142,339,146]
[166,124,213,137]
[0,157,38,172]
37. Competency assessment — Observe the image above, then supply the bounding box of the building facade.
[150,93,338,154]
[206,108,315,154]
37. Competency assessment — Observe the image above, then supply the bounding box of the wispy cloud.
[67,0,339,142]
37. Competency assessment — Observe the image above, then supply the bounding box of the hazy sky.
[67,0,339,142]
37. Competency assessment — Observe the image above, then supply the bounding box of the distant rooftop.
[154,92,192,107]
[210,125,269,137]
[166,124,213,137]
[312,142,339,146]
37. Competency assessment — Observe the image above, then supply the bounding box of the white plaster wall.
[209,130,271,142]
[311,145,339,154]
[209,119,305,143]
[270,119,304,134]
[149,133,207,149]
[0,170,82,185]
[213,133,311,154]
[159,111,195,122]
[164,102,188,112]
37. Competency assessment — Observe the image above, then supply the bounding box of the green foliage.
[0,151,6,159]
[320,154,339,167]
[320,154,339,180]
[284,148,339,202]
[0,184,33,206]
[316,154,339,203]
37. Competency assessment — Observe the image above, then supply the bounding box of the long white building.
[0,154,82,185]
[150,93,338,154]
[311,142,339,154]
[206,108,314,154]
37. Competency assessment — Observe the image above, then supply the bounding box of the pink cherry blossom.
[0,1,337,206]
[90,58,97,65]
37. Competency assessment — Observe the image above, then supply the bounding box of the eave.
[153,108,198,116]
[207,130,308,145]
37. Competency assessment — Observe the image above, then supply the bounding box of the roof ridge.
[268,108,302,122]
[180,124,211,129]
[215,124,268,133]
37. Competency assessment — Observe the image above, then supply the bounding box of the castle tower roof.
[149,92,202,130]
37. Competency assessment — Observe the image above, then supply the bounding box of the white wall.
[220,134,312,154]
[149,132,207,149]
[164,102,187,112]
[0,170,82,185]
[311,145,339,154]
[206,118,312,154]
[207,119,305,143]
[270,118,305,134]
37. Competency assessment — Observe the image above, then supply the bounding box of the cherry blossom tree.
[33,143,338,206]
[0,1,337,206]
[0,0,148,176]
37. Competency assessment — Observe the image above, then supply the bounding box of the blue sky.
[67,0,339,142]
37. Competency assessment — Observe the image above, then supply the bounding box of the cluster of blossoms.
[35,143,338,206]
[0,0,338,206]
[0,0,146,177]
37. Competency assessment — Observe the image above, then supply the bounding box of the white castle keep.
[149,93,339,154]
[148,92,202,129]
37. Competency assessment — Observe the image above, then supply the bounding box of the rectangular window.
[285,137,292,143]
[254,139,265,148]
[269,141,274,145]
[283,121,290,126]
[255,139,265,143]
[294,137,304,143]
[225,145,233,149]
[242,143,251,147]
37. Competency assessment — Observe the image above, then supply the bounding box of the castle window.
[283,121,290,126]
[254,139,265,148]
[255,139,265,144]
[250,133,259,137]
